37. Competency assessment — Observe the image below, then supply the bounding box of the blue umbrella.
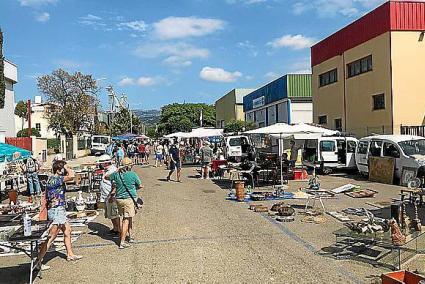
[0,143,32,162]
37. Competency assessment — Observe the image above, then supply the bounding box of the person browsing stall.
[21,155,41,197]
[200,141,213,179]
[166,143,182,182]
[36,161,82,271]
[106,157,142,249]
[99,155,120,236]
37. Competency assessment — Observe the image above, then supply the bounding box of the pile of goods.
[344,210,390,234]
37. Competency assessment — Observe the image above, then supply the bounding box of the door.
[319,140,338,167]
[356,140,369,173]
[66,138,74,160]
[382,141,401,178]
[346,139,357,168]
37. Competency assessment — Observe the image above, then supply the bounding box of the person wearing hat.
[200,141,213,179]
[106,157,142,249]
[36,160,82,271]
[21,155,41,197]
[98,155,120,235]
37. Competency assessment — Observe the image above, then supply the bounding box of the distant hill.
[132,109,160,126]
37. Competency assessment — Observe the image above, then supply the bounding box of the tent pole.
[280,133,283,186]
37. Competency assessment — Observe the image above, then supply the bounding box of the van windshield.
[229,138,241,146]
[93,137,109,144]
[398,139,425,156]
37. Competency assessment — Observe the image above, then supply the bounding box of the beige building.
[215,88,255,128]
[311,0,425,138]
[15,96,57,139]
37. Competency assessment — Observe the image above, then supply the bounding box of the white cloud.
[80,14,102,21]
[153,17,225,40]
[35,12,50,22]
[134,42,209,62]
[267,34,315,50]
[200,67,242,83]
[292,0,386,18]
[290,69,312,74]
[137,76,160,87]
[53,59,88,69]
[117,20,147,32]
[18,0,57,6]
[237,40,258,57]
[162,56,192,67]
[118,77,135,86]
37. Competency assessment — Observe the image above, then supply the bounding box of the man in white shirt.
[99,156,120,235]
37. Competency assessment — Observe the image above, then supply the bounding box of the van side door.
[382,141,401,177]
[319,140,338,167]
[356,140,369,173]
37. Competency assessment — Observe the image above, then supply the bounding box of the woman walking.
[36,161,83,270]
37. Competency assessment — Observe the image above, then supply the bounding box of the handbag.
[118,172,144,210]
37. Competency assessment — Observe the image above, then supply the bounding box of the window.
[357,141,369,154]
[372,94,385,110]
[369,140,382,157]
[319,69,338,87]
[347,55,373,78]
[318,115,327,125]
[320,141,336,152]
[383,142,400,158]
[35,123,41,132]
[347,141,357,153]
[334,119,342,132]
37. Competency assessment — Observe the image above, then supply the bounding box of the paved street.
[1,162,424,284]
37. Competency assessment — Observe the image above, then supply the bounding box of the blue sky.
[1,0,385,110]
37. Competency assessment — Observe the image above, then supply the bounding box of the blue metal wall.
[243,75,288,112]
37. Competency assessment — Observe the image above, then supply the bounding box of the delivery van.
[303,136,358,174]
[224,135,252,162]
[355,135,425,179]
[90,135,111,155]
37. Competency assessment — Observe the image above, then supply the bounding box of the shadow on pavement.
[87,222,119,243]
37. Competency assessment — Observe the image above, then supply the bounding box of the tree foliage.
[157,103,215,135]
[14,100,28,118]
[17,128,41,137]
[37,69,99,136]
[223,120,256,133]
[110,108,143,136]
[0,29,5,109]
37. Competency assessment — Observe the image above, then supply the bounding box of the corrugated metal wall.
[243,76,287,112]
[391,1,425,30]
[312,1,425,67]
[287,74,312,98]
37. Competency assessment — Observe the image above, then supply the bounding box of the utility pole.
[27,99,32,136]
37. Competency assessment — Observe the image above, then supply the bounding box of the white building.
[0,59,17,138]
[15,96,57,139]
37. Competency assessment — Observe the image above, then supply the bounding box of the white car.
[355,135,425,179]
[91,135,111,155]
[225,135,251,162]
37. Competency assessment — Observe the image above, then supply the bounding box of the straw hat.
[122,157,133,166]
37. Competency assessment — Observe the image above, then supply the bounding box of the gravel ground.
[1,160,424,284]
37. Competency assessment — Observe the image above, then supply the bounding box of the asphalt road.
[2,162,416,283]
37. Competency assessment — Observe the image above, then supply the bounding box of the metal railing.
[400,125,425,137]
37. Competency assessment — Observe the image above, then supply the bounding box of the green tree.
[157,103,215,135]
[146,126,159,139]
[110,108,143,136]
[17,128,41,137]
[224,120,256,133]
[37,69,99,136]
[14,100,28,131]
[0,29,5,109]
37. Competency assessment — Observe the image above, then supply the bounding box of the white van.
[355,135,425,179]
[224,135,252,162]
[303,136,358,174]
[91,135,111,155]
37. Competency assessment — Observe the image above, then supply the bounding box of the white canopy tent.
[164,132,191,138]
[245,123,340,185]
[185,128,224,138]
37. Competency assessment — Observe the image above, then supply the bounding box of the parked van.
[224,135,252,162]
[303,136,358,174]
[355,135,425,179]
[91,135,111,155]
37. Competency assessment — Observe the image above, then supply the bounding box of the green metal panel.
[286,74,312,98]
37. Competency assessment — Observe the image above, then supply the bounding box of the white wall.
[15,103,56,139]
[290,102,313,124]
[0,60,17,137]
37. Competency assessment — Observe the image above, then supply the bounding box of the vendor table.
[4,220,52,284]
[334,226,425,270]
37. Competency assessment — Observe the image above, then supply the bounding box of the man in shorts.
[200,141,213,179]
[106,158,142,249]
[155,143,164,167]
[166,144,181,182]
[99,155,120,235]
[138,143,146,165]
